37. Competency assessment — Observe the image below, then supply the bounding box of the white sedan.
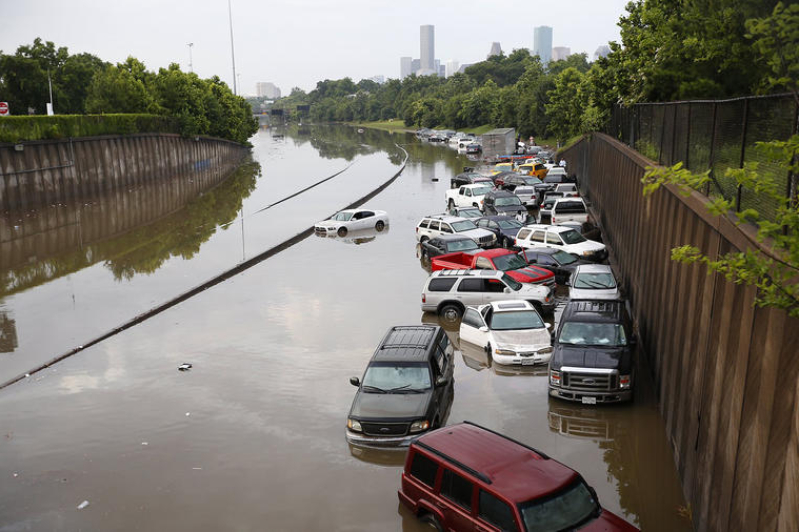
[314,209,388,237]
[459,300,552,366]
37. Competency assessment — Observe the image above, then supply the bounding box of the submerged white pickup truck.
[445,183,494,210]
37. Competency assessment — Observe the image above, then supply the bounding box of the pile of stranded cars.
[337,152,640,531]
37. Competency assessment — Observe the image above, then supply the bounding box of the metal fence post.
[685,102,692,170]
[736,98,750,211]
[670,104,678,165]
[706,102,718,196]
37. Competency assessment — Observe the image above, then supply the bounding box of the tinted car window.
[531,231,546,243]
[410,452,438,488]
[485,279,506,293]
[517,228,532,240]
[419,220,430,229]
[462,308,483,328]
[458,278,483,292]
[429,221,440,231]
[479,490,516,531]
[441,469,473,511]
[554,201,586,214]
[429,278,457,292]
[546,233,563,245]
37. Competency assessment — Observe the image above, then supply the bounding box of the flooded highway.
[0,126,690,531]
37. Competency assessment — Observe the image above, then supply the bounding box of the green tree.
[545,68,588,142]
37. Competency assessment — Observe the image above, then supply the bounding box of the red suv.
[398,422,638,531]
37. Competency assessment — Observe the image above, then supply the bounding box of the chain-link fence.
[608,93,798,221]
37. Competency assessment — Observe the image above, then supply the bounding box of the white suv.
[516,224,607,261]
[416,215,496,248]
[445,183,494,210]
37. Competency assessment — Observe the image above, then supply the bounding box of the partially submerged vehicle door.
[459,306,489,349]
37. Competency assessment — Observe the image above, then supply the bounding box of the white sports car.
[459,300,552,366]
[314,209,388,237]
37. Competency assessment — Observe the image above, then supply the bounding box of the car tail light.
[422,294,426,303]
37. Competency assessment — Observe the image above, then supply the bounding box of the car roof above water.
[371,325,440,363]
[561,300,627,324]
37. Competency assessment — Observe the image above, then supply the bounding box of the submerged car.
[419,234,481,260]
[518,247,588,284]
[314,209,388,237]
[475,216,525,248]
[346,325,454,447]
[447,205,483,219]
[399,422,639,531]
[459,300,552,366]
[569,264,621,300]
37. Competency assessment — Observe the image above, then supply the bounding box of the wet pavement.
[0,126,691,531]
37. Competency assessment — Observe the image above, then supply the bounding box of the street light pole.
[187,42,194,73]
[227,0,238,95]
[47,69,54,115]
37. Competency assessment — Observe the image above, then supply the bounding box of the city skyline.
[1,0,631,94]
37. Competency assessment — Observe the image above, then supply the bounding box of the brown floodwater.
[0,126,691,531]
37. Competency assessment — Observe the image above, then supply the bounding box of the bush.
[0,114,180,143]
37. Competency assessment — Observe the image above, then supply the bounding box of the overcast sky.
[2,0,631,96]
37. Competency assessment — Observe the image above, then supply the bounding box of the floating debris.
[178,363,192,372]
[77,500,89,510]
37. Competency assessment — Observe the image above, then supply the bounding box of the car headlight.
[494,347,516,356]
[537,347,553,355]
[549,370,561,386]
[347,419,362,432]
[620,374,632,389]
[409,420,430,433]
[582,250,593,256]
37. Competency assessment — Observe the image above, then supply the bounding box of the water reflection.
[0,310,18,352]
[348,443,407,467]
[0,160,260,296]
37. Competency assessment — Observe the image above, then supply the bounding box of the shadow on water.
[0,160,260,296]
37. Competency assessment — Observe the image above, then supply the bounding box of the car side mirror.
[503,287,511,293]
[479,326,488,332]
[435,376,450,387]
[545,323,552,329]
[349,376,360,387]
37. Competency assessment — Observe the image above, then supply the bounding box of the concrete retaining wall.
[0,133,248,212]
[561,133,799,532]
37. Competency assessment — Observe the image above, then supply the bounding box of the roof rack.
[415,441,493,485]
[463,421,551,460]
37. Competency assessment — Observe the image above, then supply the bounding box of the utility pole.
[187,42,194,73]
[47,69,54,115]
[227,0,238,95]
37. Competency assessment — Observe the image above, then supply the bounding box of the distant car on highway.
[314,209,388,237]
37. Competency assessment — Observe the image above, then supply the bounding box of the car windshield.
[558,322,627,347]
[553,250,578,265]
[502,274,523,291]
[498,219,522,229]
[496,197,522,206]
[519,481,599,532]
[451,220,478,231]
[448,239,480,252]
[574,271,617,289]
[560,229,587,244]
[472,186,492,196]
[523,177,543,185]
[493,253,528,271]
[332,212,354,221]
[362,362,431,392]
[490,310,544,331]
[460,209,482,218]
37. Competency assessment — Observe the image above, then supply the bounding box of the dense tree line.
[0,38,257,144]
[271,1,791,143]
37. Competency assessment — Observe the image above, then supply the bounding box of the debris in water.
[178,363,192,371]
[77,500,89,510]
[185,412,191,417]
[141,442,149,446]
[13,472,18,478]
[192,467,203,470]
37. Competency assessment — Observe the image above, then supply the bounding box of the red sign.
[0,102,8,116]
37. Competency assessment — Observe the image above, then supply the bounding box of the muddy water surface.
[0,126,690,531]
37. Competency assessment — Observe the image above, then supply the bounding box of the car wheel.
[337,227,348,237]
[420,236,429,243]
[472,203,479,208]
[438,303,463,323]
[375,220,385,231]
[419,513,443,531]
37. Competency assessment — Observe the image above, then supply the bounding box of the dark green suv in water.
[346,325,454,447]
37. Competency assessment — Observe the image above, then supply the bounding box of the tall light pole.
[227,0,238,95]
[187,42,194,73]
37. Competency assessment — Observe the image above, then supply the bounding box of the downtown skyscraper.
[419,25,435,75]
[533,26,553,64]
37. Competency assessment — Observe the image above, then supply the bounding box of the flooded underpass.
[0,126,691,531]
